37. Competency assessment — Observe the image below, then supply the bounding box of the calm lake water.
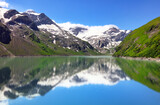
[0,56,160,105]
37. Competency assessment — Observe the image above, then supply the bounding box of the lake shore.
[117,56,160,62]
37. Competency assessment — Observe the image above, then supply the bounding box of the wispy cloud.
[0,0,9,8]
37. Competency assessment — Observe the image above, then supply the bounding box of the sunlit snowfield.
[0,56,160,105]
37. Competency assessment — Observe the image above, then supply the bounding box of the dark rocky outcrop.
[23,12,55,25]
[70,27,87,35]
[0,22,11,44]
[6,20,16,25]
[12,15,39,31]
[4,9,19,19]
[37,13,55,25]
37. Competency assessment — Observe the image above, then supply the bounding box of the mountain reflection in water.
[0,56,160,104]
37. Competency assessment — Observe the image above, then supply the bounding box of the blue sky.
[3,0,160,30]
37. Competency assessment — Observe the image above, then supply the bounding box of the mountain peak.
[25,9,40,15]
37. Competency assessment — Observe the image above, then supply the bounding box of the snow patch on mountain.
[0,7,7,18]
[58,22,119,38]
[26,9,40,16]
[38,24,63,35]
[0,7,9,22]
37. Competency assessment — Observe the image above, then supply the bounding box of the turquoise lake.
[0,56,160,105]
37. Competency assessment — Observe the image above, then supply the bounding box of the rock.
[4,9,19,19]
[70,27,87,35]
[22,12,55,25]
[12,15,39,31]
[0,22,11,44]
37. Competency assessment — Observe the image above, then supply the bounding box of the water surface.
[0,56,160,105]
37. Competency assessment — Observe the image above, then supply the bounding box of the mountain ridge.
[58,22,131,53]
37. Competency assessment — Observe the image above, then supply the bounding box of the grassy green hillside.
[114,17,160,58]
[116,58,160,92]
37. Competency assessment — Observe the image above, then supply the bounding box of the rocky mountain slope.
[0,8,99,56]
[113,17,160,58]
[58,22,131,53]
[21,9,131,54]
[23,10,99,54]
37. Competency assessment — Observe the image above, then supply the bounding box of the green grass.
[2,37,44,56]
[0,44,10,56]
[114,17,160,58]
[116,58,160,92]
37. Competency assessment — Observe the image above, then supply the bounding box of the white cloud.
[0,101,8,105]
[58,22,119,31]
[58,22,119,38]
[58,22,89,30]
[0,0,9,8]
[25,9,40,15]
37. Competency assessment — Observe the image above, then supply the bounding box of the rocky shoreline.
[119,56,160,63]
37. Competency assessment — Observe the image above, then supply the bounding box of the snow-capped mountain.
[23,10,75,37]
[22,10,97,53]
[0,7,131,55]
[58,22,132,53]
[0,8,98,56]
[20,9,131,54]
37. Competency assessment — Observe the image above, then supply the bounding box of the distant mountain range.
[0,8,131,56]
[59,22,131,53]
[114,17,160,58]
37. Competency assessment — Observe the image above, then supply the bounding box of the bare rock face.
[37,13,55,25]
[69,27,87,35]
[0,22,11,44]
[12,15,39,31]
[22,11,55,25]
[4,9,19,19]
